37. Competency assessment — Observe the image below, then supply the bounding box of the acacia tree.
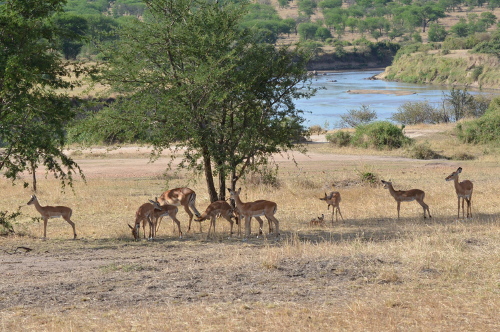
[75,0,315,202]
[0,0,84,190]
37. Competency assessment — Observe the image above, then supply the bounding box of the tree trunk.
[202,151,218,203]
[218,169,226,201]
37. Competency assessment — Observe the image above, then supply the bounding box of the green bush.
[351,121,412,150]
[391,101,448,125]
[339,105,377,128]
[405,141,441,160]
[325,130,352,147]
[456,105,500,144]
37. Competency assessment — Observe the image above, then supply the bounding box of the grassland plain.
[0,125,499,331]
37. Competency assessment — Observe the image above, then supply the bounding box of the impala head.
[445,167,462,182]
[381,180,391,189]
[227,188,241,200]
[27,195,37,205]
[319,192,329,201]
[128,224,140,240]
[148,197,162,210]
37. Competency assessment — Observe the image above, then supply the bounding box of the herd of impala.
[26,167,474,240]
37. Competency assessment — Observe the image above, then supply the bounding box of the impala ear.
[457,167,462,173]
[128,224,134,229]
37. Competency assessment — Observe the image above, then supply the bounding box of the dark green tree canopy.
[72,0,314,201]
[0,0,84,189]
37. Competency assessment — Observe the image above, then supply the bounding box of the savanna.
[1,125,499,331]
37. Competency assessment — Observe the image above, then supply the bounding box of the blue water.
[294,70,467,128]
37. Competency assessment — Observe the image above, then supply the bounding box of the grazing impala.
[129,202,182,240]
[149,187,201,233]
[381,180,431,219]
[228,188,280,238]
[319,191,344,224]
[445,167,473,218]
[195,200,236,236]
[27,195,76,239]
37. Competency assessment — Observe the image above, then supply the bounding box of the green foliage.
[391,101,448,125]
[339,105,377,128]
[54,13,89,59]
[405,141,441,160]
[0,0,84,189]
[73,0,314,201]
[456,97,500,144]
[325,130,352,147]
[351,121,412,150]
[444,87,486,121]
[428,23,447,42]
[472,30,500,56]
[357,169,379,187]
[0,208,21,235]
[298,22,320,40]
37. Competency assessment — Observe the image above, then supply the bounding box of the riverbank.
[376,49,500,90]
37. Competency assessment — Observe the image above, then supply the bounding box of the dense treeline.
[53,0,500,67]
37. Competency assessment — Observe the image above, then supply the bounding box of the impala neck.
[452,175,461,191]
[232,192,244,209]
[31,198,44,214]
[386,183,397,197]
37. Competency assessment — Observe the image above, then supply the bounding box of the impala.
[195,200,235,236]
[149,187,201,233]
[381,180,431,219]
[128,203,182,240]
[445,167,473,218]
[27,195,77,239]
[319,191,344,224]
[228,188,280,238]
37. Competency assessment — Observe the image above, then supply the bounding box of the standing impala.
[27,195,77,239]
[195,200,236,237]
[445,167,473,218]
[319,191,344,224]
[228,188,280,238]
[149,187,201,233]
[381,180,431,219]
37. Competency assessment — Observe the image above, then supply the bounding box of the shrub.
[309,125,326,135]
[391,101,447,125]
[405,141,441,160]
[456,102,500,144]
[351,121,412,150]
[0,208,21,235]
[357,170,379,187]
[339,105,377,128]
[325,130,352,147]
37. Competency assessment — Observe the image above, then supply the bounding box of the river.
[294,70,476,128]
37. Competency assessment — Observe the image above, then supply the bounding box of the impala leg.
[155,216,163,234]
[43,218,48,239]
[337,207,344,222]
[208,216,215,237]
[245,216,251,238]
[185,205,194,232]
[465,198,471,218]
[171,217,183,238]
[268,215,280,237]
[397,202,401,219]
[457,197,461,218]
[63,217,77,239]
[254,216,264,235]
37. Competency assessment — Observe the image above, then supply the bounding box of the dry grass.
[1,125,500,331]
